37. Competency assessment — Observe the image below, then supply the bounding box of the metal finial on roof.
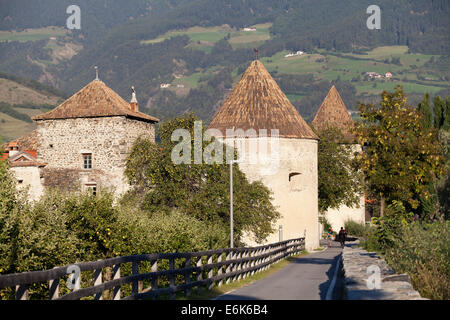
[253,48,259,60]
[94,66,99,81]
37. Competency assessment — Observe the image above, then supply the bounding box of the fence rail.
[0,238,304,300]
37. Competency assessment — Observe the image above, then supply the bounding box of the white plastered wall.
[10,166,44,202]
[223,137,320,251]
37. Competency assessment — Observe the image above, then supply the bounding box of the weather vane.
[253,48,259,60]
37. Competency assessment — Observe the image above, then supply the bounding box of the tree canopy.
[316,127,363,214]
[124,113,281,245]
[355,86,446,217]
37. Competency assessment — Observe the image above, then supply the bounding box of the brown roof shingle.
[32,80,159,123]
[311,86,356,141]
[208,60,318,139]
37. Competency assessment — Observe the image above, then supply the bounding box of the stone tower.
[208,60,320,250]
[312,85,365,231]
[32,79,159,196]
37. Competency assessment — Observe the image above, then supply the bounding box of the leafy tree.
[316,127,363,214]
[124,113,280,245]
[355,86,446,217]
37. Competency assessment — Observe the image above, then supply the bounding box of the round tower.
[311,85,365,233]
[208,60,320,250]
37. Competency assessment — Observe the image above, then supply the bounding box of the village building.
[208,59,320,250]
[311,85,365,233]
[2,78,159,200]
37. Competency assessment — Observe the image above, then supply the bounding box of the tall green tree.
[356,86,446,217]
[444,97,450,131]
[433,96,445,130]
[316,127,363,214]
[418,93,433,129]
[124,113,280,245]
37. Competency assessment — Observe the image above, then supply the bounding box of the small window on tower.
[289,172,302,192]
[82,153,92,169]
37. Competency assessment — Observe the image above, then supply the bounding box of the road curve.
[215,244,343,300]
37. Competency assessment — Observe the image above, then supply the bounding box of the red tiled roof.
[32,80,159,123]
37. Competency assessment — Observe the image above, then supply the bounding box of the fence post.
[169,257,175,300]
[217,254,223,287]
[236,252,242,281]
[196,256,203,293]
[93,268,103,300]
[185,256,191,296]
[132,261,139,296]
[242,251,248,279]
[250,250,255,276]
[151,260,158,300]
[16,285,28,300]
[113,264,121,300]
[207,255,214,290]
[49,267,59,300]
[225,251,232,284]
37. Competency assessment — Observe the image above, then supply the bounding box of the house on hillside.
[284,51,304,58]
[365,72,382,79]
[2,78,159,200]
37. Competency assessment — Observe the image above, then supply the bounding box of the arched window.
[289,172,302,192]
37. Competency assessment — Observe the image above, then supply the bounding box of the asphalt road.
[215,243,343,300]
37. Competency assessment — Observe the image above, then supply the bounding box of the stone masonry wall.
[36,116,155,195]
[342,241,426,300]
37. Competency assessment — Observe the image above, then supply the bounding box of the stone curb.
[342,240,427,300]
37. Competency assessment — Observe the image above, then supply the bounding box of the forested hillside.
[0,0,449,131]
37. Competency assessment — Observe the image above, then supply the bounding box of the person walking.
[338,227,347,248]
[327,228,333,247]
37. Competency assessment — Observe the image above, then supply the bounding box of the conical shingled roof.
[311,86,355,141]
[208,60,318,139]
[32,80,159,123]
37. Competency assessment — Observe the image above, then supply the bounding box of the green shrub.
[114,206,229,256]
[383,220,449,300]
[64,191,119,260]
[344,220,367,237]
[363,200,449,300]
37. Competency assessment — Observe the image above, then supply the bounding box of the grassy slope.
[0,26,67,43]
[0,112,36,142]
[0,78,62,142]
[141,23,272,49]
[0,78,61,105]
